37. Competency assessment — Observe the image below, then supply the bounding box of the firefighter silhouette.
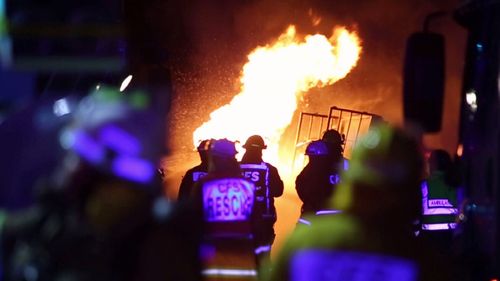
[296,138,346,227]
[239,135,284,267]
[191,139,258,281]
[266,124,453,281]
[178,139,212,201]
[322,129,349,173]
[296,140,332,223]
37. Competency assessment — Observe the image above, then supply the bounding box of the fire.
[193,25,361,170]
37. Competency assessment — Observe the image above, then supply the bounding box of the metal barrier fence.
[292,106,382,173]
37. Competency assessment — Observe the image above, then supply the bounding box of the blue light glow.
[0,0,4,17]
[99,125,141,156]
[202,269,257,277]
[421,223,456,230]
[315,210,342,215]
[152,197,172,220]
[476,43,483,52]
[193,171,208,182]
[200,244,216,260]
[255,245,272,255]
[291,250,418,281]
[298,218,311,225]
[53,98,71,117]
[329,174,341,184]
[343,158,349,170]
[112,156,154,184]
[59,129,76,149]
[72,130,105,164]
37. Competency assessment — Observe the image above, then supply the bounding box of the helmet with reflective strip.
[210,139,238,158]
[305,140,329,156]
[243,135,267,149]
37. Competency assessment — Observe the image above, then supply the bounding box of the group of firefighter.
[0,87,463,281]
[178,126,462,280]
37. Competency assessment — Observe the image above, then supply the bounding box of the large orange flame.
[193,25,361,168]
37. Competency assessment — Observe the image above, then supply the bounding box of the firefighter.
[296,140,333,224]
[178,139,211,201]
[239,135,284,266]
[265,124,452,281]
[296,139,345,227]
[321,129,349,172]
[419,149,459,256]
[1,87,202,281]
[192,139,258,280]
[319,129,349,212]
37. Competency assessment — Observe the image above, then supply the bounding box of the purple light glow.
[99,125,141,156]
[72,130,105,164]
[112,156,154,184]
[291,250,418,281]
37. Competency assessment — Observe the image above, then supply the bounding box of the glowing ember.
[193,25,361,169]
[308,9,322,27]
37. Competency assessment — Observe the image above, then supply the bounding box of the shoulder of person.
[264,162,279,170]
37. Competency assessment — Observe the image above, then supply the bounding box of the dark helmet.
[305,140,329,156]
[197,139,212,152]
[429,149,452,172]
[210,139,238,158]
[322,129,345,146]
[243,135,267,149]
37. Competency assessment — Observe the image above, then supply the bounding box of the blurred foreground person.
[191,139,258,280]
[419,149,459,256]
[266,124,452,281]
[178,139,211,201]
[0,88,201,281]
[239,135,284,266]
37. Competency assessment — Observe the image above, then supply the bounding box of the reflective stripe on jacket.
[421,175,458,231]
[240,162,272,217]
